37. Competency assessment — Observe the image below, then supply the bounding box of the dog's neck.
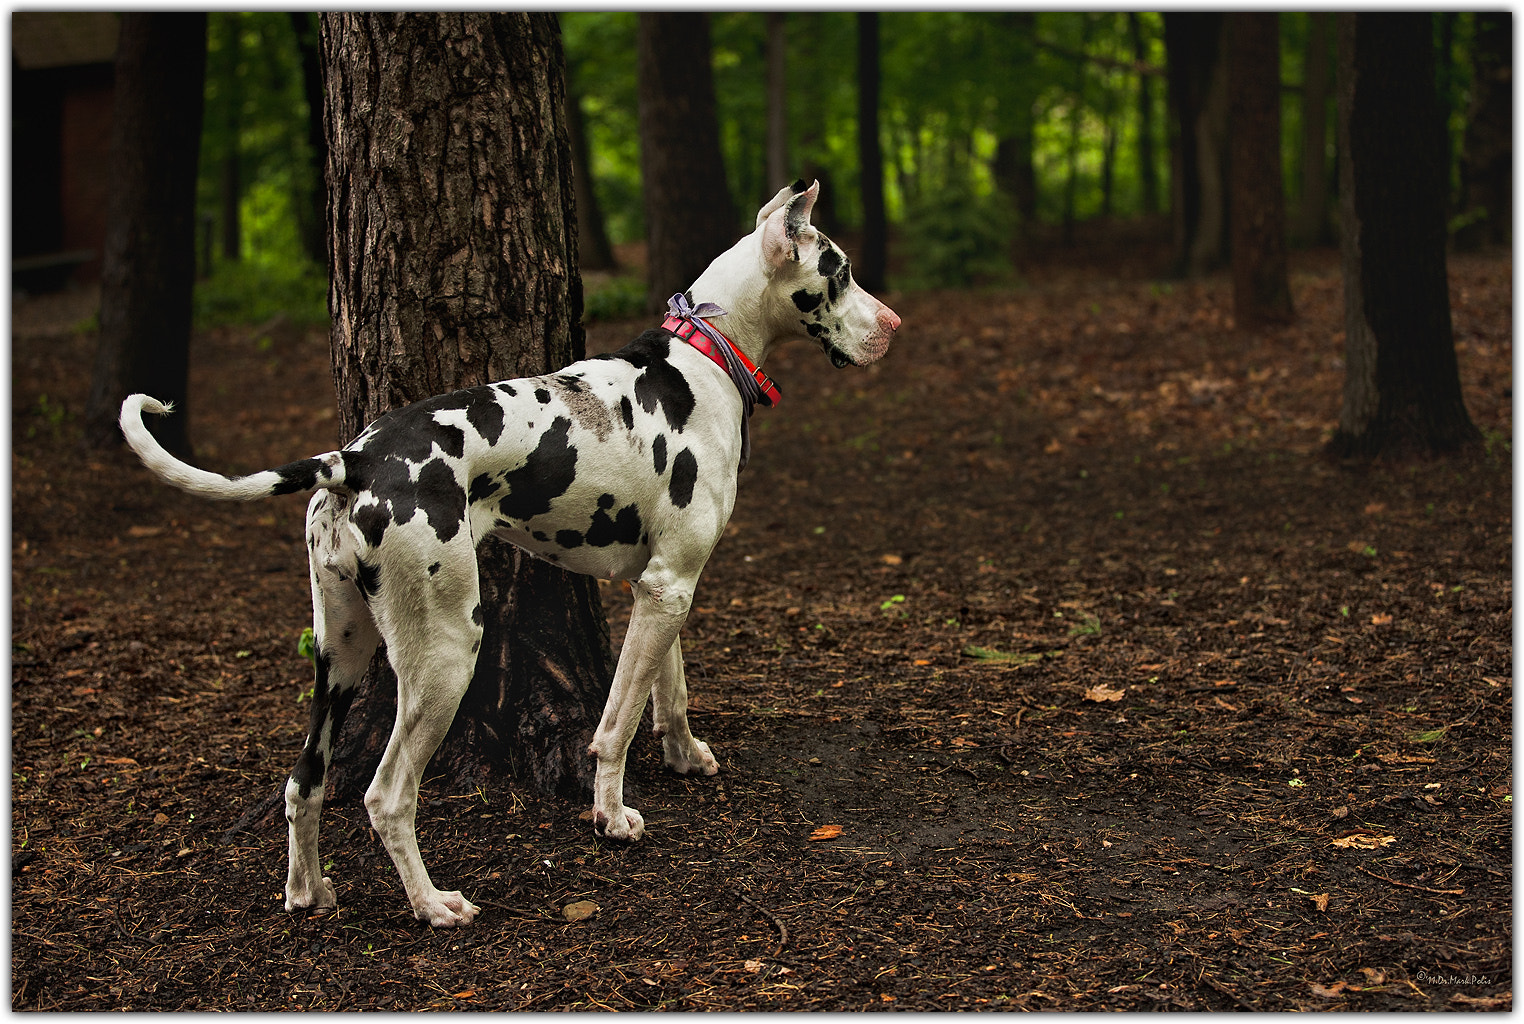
[685,244,789,371]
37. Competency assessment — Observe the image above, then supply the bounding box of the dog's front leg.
[651,637,719,777]
[587,574,693,840]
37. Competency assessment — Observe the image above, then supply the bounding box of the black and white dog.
[121,180,900,926]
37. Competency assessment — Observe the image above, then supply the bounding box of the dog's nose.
[879,307,901,333]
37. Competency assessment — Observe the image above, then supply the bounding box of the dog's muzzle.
[827,345,853,369]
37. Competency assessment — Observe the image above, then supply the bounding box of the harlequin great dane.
[120,180,900,927]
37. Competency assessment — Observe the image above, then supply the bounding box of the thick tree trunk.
[319,12,613,802]
[1454,12,1512,250]
[288,12,328,268]
[85,13,206,456]
[1330,13,1481,460]
[1163,13,1228,276]
[1291,13,1333,247]
[1227,13,1294,328]
[636,13,735,313]
[856,12,887,294]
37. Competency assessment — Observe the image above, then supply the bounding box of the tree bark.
[1330,13,1481,460]
[1227,13,1294,328]
[856,12,887,294]
[86,13,207,456]
[1454,12,1512,249]
[1291,13,1333,246]
[319,12,614,802]
[636,13,735,313]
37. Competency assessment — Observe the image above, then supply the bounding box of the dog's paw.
[285,876,337,914]
[593,805,645,842]
[414,889,480,928]
[664,737,720,777]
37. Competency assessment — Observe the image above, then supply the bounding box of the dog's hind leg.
[651,637,719,777]
[284,552,379,913]
[362,550,484,927]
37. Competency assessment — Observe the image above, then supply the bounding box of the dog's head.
[756,180,900,368]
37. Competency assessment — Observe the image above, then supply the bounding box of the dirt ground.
[11,241,1512,1010]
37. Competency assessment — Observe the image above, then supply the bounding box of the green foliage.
[194,259,327,329]
[583,275,648,322]
[899,189,1016,288]
[297,627,316,664]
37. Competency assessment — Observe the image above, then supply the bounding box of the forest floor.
[10,239,1513,1011]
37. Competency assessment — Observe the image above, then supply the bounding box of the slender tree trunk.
[288,11,328,267]
[1227,13,1294,328]
[1455,12,1512,249]
[766,13,789,194]
[566,80,617,272]
[320,12,613,802]
[856,12,887,293]
[1130,13,1160,217]
[1291,13,1333,247]
[1330,13,1480,460]
[220,57,241,263]
[1061,17,1091,245]
[85,13,206,456]
[636,13,735,313]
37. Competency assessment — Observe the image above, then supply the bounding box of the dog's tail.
[119,394,347,501]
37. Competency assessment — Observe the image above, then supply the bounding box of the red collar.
[662,315,781,407]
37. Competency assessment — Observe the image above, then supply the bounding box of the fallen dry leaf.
[1371,613,1393,626]
[809,824,843,841]
[743,959,764,973]
[1307,892,1330,912]
[1332,832,1396,850]
[1310,981,1347,998]
[1084,684,1126,703]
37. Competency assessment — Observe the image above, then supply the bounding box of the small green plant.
[27,393,69,440]
[880,594,907,617]
[297,627,316,664]
[1067,614,1102,638]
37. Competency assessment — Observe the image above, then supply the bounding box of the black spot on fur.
[469,473,500,503]
[535,388,552,405]
[652,434,667,474]
[471,604,483,626]
[790,178,808,193]
[356,557,382,600]
[416,459,466,542]
[556,529,585,548]
[465,391,505,445]
[598,493,615,510]
[290,646,332,799]
[587,500,643,547]
[817,246,844,280]
[619,395,634,431]
[343,453,419,547]
[554,374,585,393]
[532,530,549,543]
[497,383,518,397]
[497,417,578,522]
[601,330,694,432]
[791,289,823,313]
[271,458,323,495]
[669,449,698,508]
[428,562,441,576]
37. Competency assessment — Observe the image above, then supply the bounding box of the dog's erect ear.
[760,179,820,271]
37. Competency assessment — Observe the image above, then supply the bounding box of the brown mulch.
[11,243,1511,1011]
